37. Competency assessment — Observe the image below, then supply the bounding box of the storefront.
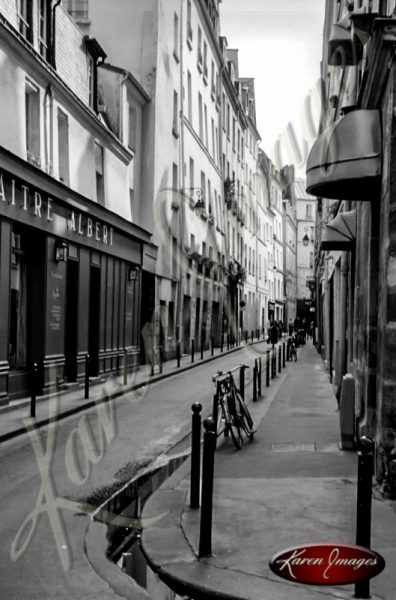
[0,148,151,402]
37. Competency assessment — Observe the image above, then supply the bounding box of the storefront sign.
[0,171,113,247]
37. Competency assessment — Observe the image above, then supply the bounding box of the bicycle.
[212,364,256,450]
[289,335,297,361]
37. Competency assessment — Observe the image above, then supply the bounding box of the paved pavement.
[141,342,396,600]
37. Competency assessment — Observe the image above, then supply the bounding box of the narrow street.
[0,342,270,599]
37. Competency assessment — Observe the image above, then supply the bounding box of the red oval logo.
[269,543,385,586]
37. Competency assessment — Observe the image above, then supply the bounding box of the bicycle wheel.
[234,390,255,442]
[225,395,243,450]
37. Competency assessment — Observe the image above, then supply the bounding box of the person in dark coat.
[270,321,279,348]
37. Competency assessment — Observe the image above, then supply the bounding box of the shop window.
[9,231,27,369]
[25,80,41,167]
[57,109,70,185]
[18,0,33,42]
[95,142,105,205]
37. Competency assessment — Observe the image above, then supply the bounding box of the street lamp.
[302,234,310,246]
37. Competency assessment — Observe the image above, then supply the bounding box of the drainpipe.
[177,0,185,347]
[50,0,62,69]
[339,250,348,382]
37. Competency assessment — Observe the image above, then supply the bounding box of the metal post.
[123,349,128,385]
[212,383,220,431]
[272,349,276,378]
[278,345,282,373]
[283,342,286,368]
[200,334,204,360]
[30,362,38,418]
[253,364,257,402]
[85,354,90,399]
[245,330,248,344]
[199,418,217,558]
[177,341,181,368]
[191,339,195,363]
[159,349,163,374]
[190,403,202,509]
[251,330,254,343]
[220,333,224,353]
[258,357,262,396]
[211,336,214,356]
[266,351,270,387]
[239,366,245,400]
[286,339,290,361]
[355,437,375,599]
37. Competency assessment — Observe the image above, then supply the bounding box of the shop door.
[88,266,101,376]
[64,260,78,382]
[183,296,191,353]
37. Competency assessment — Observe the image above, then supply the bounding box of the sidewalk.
[141,342,396,600]
[0,336,275,443]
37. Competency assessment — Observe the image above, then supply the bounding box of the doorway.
[64,260,78,382]
[88,265,101,376]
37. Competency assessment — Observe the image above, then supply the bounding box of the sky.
[219,0,326,175]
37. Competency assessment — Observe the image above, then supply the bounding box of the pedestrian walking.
[270,321,279,348]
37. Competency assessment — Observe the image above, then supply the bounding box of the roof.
[294,179,317,201]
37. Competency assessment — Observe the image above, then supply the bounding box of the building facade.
[0,1,152,401]
[307,0,396,496]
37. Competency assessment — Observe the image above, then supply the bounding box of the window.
[211,118,215,159]
[189,157,194,200]
[173,12,179,61]
[203,41,208,81]
[306,203,313,219]
[57,109,69,185]
[95,142,105,205]
[172,90,179,137]
[204,104,208,148]
[87,54,95,109]
[187,71,192,122]
[208,179,212,214]
[25,80,41,165]
[198,92,203,139]
[172,162,178,211]
[310,252,314,269]
[187,0,193,46]
[67,0,88,20]
[197,27,203,69]
[128,105,137,150]
[39,0,51,60]
[226,103,230,137]
[18,0,33,42]
[200,171,206,207]
[232,118,236,150]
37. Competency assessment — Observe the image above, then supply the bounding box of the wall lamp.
[128,266,139,281]
[54,239,68,262]
[194,199,205,217]
[302,234,310,247]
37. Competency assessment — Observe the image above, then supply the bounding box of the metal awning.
[328,15,354,66]
[320,209,356,251]
[306,110,381,201]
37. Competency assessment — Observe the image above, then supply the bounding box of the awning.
[328,15,354,66]
[320,209,356,251]
[306,110,381,201]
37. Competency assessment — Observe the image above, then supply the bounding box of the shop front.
[0,149,150,403]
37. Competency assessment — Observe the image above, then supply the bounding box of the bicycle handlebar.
[212,364,249,383]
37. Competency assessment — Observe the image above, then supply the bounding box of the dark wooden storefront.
[0,149,151,402]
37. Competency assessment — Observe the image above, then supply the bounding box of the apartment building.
[295,180,316,323]
[0,0,152,402]
[306,0,396,495]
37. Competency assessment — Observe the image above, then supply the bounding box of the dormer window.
[84,37,107,112]
[39,0,51,61]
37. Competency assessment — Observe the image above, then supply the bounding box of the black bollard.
[212,382,220,431]
[85,353,90,399]
[177,341,181,368]
[199,418,217,558]
[245,330,248,344]
[272,349,276,378]
[211,336,214,356]
[201,334,204,360]
[191,339,195,363]
[123,349,128,385]
[221,333,224,353]
[251,330,254,343]
[253,364,257,402]
[266,351,270,387]
[239,366,245,400]
[258,357,262,396]
[30,362,38,418]
[190,403,202,509]
[355,437,375,599]
[278,345,282,373]
[283,342,286,368]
